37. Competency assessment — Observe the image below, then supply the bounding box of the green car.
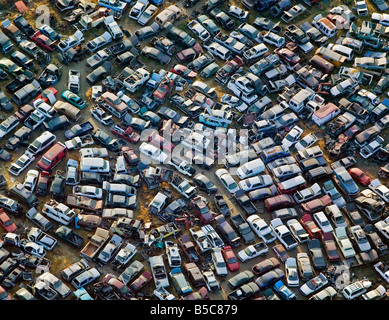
[139,107,161,126]
[227,270,254,289]
[199,62,220,78]
[170,268,193,296]
[61,90,87,109]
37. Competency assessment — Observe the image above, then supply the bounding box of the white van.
[311,103,341,126]
[236,158,265,179]
[155,5,182,28]
[342,280,372,300]
[312,15,337,38]
[288,88,315,113]
[26,131,56,156]
[80,157,110,174]
[327,43,354,61]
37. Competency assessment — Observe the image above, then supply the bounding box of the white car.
[58,30,84,52]
[91,107,113,126]
[187,20,211,42]
[215,169,240,194]
[333,227,356,258]
[72,185,103,199]
[247,214,276,244]
[369,178,389,203]
[262,31,285,48]
[203,269,220,292]
[113,243,138,267]
[33,99,56,118]
[227,5,249,20]
[0,115,19,139]
[129,0,149,20]
[362,285,387,300]
[360,136,384,159]
[372,13,389,26]
[349,225,371,252]
[21,241,46,258]
[313,211,333,233]
[165,241,181,268]
[272,164,301,181]
[282,125,304,149]
[211,248,228,276]
[138,4,157,26]
[286,219,310,243]
[9,154,35,176]
[37,272,71,298]
[309,286,337,300]
[139,142,168,164]
[343,280,372,300]
[243,43,269,61]
[295,133,318,151]
[238,175,273,192]
[299,272,328,296]
[220,94,248,112]
[293,183,322,204]
[23,169,39,192]
[285,257,299,287]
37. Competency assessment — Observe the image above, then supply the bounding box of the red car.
[0,209,17,233]
[215,56,244,84]
[103,274,133,299]
[300,195,332,214]
[222,246,239,272]
[147,130,175,153]
[36,171,51,196]
[189,196,214,224]
[183,286,210,300]
[31,31,57,52]
[14,104,34,122]
[36,87,58,103]
[300,214,323,239]
[153,78,174,102]
[348,168,371,186]
[274,48,301,65]
[111,124,140,144]
[171,64,198,80]
[264,194,295,211]
[129,271,152,292]
[272,244,289,262]
[176,43,203,63]
[121,146,139,166]
[322,232,340,262]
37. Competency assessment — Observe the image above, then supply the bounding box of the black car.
[210,8,235,29]
[43,115,70,132]
[307,239,327,270]
[50,172,66,199]
[150,36,175,56]
[92,129,119,152]
[193,173,217,193]
[0,90,13,111]
[214,193,231,217]
[5,126,31,151]
[135,22,160,41]
[64,121,94,140]
[86,62,111,85]
[109,40,133,56]
[11,51,35,70]
[13,15,35,37]
[187,53,215,71]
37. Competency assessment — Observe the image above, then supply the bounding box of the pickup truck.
[171,174,197,199]
[237,240,269,262]
[80,227,111,260]
[234,191,257,216]
[64,134,94,150]
[55,225,85,248]
[26,208,53,232]
[231,214,255,243]
[270,218,299,250]
[189,227,212,252]
[6,73,33,93]
[123,68,150,93]
[374,261,389,284]
[325,112,356,138]
[169,156,196,177]
[27,227,57,251]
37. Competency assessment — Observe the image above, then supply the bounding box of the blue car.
[323,180,346,208]
[333,167,360,198]
[150,0,164,4]
[273,280,297,300]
